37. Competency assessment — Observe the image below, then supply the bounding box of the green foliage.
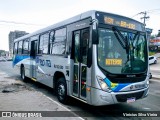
[150,35,156,39]
[157,31,160,37]
[149,51,156,56]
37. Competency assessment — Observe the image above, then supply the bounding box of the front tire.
[57,78,68,104]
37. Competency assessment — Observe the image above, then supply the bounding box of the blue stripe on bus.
[104,78,130,92]
[113,83,130,92]
[13,55,30,66]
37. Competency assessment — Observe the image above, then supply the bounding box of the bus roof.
[14,10,144,42]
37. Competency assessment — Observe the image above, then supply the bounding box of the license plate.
[127,97,136,103]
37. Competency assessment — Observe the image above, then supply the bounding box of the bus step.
[31,78,37,82]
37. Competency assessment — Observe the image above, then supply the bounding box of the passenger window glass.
[18,41,23,54]
[14,42,18,54]
[49,31,55,54]
[23,39,29,54]
[39,32,49,54]
[51,28,66,55]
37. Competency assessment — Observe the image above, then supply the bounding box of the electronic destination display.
[96,12,145,31]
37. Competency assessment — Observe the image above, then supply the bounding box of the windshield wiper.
[133,31,140,41]
[112,27,129,54]
[112,27,132,72]
[112,27,127,42]
[133,31,140,55]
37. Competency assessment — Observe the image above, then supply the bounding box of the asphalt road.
[0,61,160,120]
[150,57,160,79]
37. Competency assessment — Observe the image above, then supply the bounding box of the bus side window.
[23,39,29,54]
[39,32,49,54]
[18,41,23,54]
[50,28,66,55]
[13,42,18,54]
[49,31,55,54]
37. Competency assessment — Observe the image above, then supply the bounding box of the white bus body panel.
[36,55,70,88]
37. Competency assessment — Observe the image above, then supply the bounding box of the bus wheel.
[57,78,68,104]
[21,66,26,81]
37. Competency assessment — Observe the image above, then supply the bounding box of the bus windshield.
[97,27,148,74]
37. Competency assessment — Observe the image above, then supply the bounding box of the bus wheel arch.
[53,72,68,104]
[53,72,65,88]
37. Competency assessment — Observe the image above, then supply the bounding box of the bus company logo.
[2,112,11,117]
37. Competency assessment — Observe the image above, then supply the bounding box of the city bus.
[13,10,149,106]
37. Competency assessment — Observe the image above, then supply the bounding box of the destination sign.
[95,12,145,31]
[104,16,136,29]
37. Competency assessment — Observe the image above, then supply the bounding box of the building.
[150,30,160,46]
[8,30,28,57]
[150,37,160,45]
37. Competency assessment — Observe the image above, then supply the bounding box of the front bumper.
[90,86,149,106]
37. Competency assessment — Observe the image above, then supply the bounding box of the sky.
[0,0,160,51]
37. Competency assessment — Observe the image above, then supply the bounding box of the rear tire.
[56,78,68,104]
[21,66,26,81]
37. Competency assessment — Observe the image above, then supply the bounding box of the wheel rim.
[58,84,65,100]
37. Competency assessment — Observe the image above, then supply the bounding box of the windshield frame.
[97,24,148,75]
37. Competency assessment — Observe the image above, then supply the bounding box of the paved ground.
[0,71,82,120]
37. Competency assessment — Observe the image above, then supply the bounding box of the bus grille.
[108,76,146,83]
[115,91,144,102]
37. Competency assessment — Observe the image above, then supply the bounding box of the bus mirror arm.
[92,29,99,44]
[91,19,99,44]
[52,36,55,42]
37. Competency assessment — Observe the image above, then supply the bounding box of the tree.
[150,35,156,39]
[157,30,160,37]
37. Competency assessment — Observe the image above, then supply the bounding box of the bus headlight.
[96,76,111,92]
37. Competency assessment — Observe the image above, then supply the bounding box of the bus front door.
[72,28,89,100]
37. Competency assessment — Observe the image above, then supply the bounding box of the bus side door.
[30,39,38,79]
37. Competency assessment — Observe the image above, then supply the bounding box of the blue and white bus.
[13,10,149,106]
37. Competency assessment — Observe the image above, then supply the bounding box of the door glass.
[81,66,87,97]
[31,41,37,58]
[73,65,78,94]
[81,30,89,65]
[73,33,80,95]
[30,40,37,78]
[75,34,80,63]
[80,29,89,98]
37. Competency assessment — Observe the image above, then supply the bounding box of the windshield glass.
[97,27,148,74]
